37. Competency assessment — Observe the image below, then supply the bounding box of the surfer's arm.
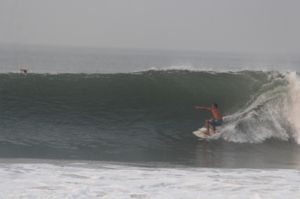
[195,106,211,111]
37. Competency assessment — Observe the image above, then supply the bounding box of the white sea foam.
[220,72,300,144]
[140,64,296,73]
[286,72,300,144]
[140,65,217,72]
[0,161,299,199]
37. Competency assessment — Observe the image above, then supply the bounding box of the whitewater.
[220,72,300,144]
[0,160,299,199]
[1,44,300,198]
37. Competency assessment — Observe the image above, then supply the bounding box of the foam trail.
[220,72,295,143]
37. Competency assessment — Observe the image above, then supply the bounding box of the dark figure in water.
[20,68,28,76]
[195,103,223,135]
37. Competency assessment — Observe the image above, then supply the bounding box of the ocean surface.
[0,44,300,198]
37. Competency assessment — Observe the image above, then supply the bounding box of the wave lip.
[140,65,214,72]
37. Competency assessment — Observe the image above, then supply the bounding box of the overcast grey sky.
[0,0,299,54]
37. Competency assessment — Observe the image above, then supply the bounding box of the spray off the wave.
[220,72,300,144]
[287,72,300,144]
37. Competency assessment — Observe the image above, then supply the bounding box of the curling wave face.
[0,70,299,164]
[220,72,300,144]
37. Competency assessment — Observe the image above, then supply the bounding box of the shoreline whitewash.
[0,161,299,199]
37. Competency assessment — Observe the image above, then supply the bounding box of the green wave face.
[0,70,297,161]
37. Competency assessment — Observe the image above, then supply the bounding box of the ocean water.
[0,44,300,198]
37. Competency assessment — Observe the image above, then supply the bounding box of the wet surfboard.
[193,127,220,139]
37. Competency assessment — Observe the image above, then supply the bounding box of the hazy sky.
[0,0,299,54]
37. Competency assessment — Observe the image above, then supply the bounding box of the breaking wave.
[220,72,300,143]
[0,70,299,160]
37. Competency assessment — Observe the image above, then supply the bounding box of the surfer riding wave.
[195,103,223,135]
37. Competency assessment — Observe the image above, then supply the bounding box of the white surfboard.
[193,127,220,139]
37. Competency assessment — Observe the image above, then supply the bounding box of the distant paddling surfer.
[20,68,28,76]
[195,103,223,135]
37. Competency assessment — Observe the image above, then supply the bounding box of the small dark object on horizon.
[20,68,28,75]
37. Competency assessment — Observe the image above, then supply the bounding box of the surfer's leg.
[209,120,217,134]
[204,120,210,135]
[205,120,209,129]
[207,119,214,135]
[212,126,216,134]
